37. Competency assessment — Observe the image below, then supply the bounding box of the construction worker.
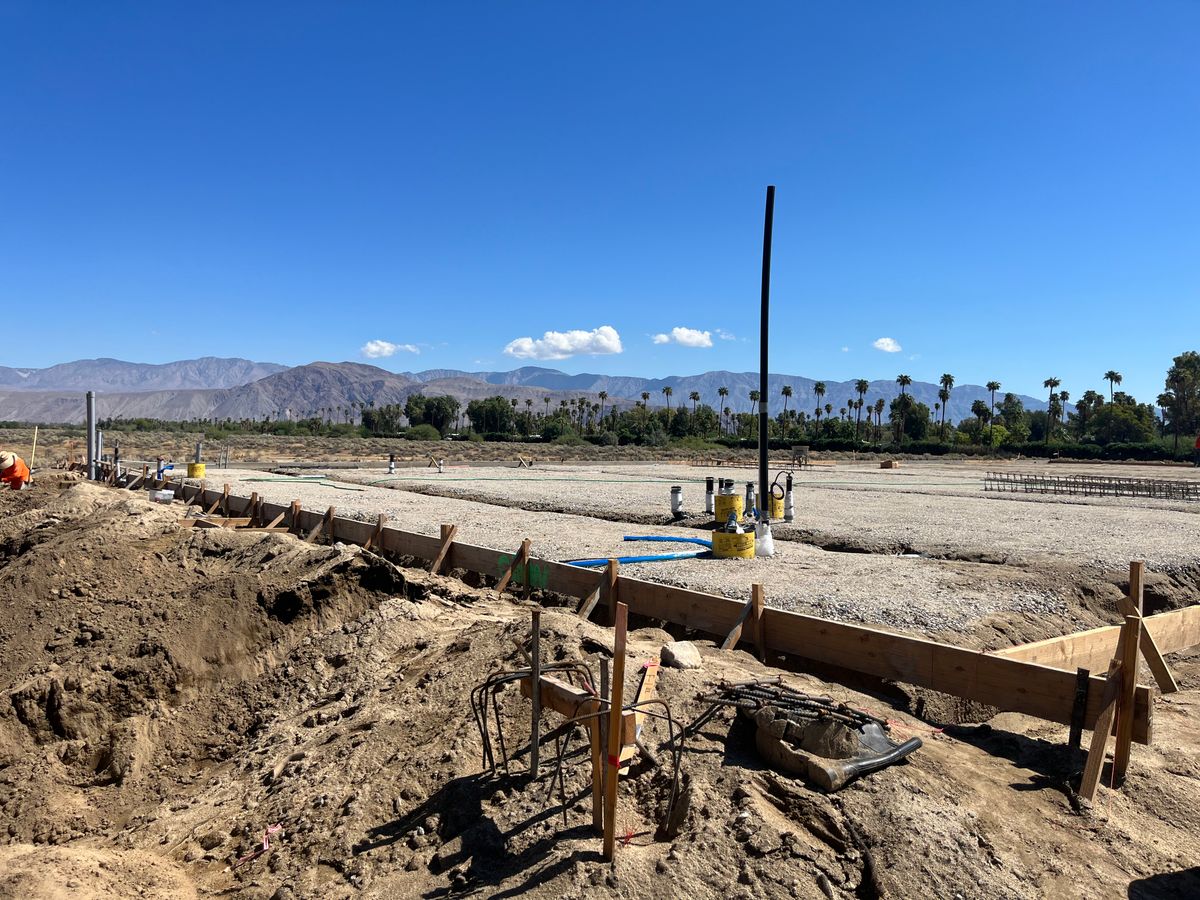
[1193,433,1200,467]
[0,451,30,490]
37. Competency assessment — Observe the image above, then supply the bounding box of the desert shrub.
[405,424,442,441]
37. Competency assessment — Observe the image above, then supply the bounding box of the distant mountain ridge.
[0,357,286,392]
[0,358,1052,424]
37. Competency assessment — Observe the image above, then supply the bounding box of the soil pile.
[1,479,1198,898]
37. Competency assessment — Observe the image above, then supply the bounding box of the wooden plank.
[495,540,528,596]
[603,602,628,862]
[518,675,635,745]
[1079,659,1122,801]
[719,599,754,651]
[577,566,609,620]
[995,605,1200,677]
[606,559,619,626]
[1113,614,1142,782]
[752,582,766,664]
[429,524,457,574]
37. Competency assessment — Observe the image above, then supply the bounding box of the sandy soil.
[1,477,1198,899]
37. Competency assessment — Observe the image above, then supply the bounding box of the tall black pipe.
[759,186,775,520]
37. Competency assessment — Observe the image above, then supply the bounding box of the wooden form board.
[993,606,1200,674]
[127,476,1154,744]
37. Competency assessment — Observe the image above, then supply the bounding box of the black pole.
[759,185,775,521]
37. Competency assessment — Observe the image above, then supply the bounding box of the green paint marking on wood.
[496,554,549,590]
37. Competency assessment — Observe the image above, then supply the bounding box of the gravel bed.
[323,460,1200,570]
[194,466,1094,639]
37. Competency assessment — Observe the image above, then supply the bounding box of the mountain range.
[0,358,1052,425]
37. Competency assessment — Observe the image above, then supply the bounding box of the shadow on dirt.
[354,771,603,898]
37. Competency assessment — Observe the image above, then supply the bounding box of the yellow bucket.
[714,493,744,523]
[712,529,755,559]
[187,463,206,478]
[767,496,784,520]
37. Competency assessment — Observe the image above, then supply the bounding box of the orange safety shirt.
[1,458,29,490]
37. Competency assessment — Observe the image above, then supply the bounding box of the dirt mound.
[1,480,1198,899]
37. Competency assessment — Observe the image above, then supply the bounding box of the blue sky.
[1,2,1197,403]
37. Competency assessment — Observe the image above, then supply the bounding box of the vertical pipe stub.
[704,477,715,515]
[670,485,683,517]
[85,391,97,480]
[784,473,795,522]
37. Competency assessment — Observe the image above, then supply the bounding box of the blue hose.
[566,550,709,568]
[623,534,714,548]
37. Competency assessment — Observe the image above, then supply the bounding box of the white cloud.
[872,337,902,353]
[715,328,737,341]
[361,340,419,358]
[841,346,850,353]
[504,325,623,360]
[652,326,714,348]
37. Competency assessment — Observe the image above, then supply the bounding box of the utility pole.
[758,186,775,519]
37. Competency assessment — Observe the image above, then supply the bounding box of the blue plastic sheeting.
[623,535,713,548]
[566,550,709,568]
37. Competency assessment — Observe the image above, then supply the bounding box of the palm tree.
[781,385,793,429]
[874,397,885,446]
[1058,390,1070,430]
[641,391,650,407]
[937,388,950,439]
[689,391,701,416]
[1043,377,1061,444]
[717,386,729,434]
[662,386,673,422]
[985,381,1001,447]
[1104,370,1122,403]
[895,375,912,443]
[814,381,826,416]
[542,396,551,419]
[938,373,955,439]
[598,391,608,421]
[854,379,869,437]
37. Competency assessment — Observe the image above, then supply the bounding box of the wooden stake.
[751,583,766,663]
[1118,561,1178,693]
[530,610,541,780]
[222,483,231,517]
[1079,658,1122,801]
[607,559,620,626]
[1113,613,1143,783]
[430,524,457,574]
[289,500,301,534]
[603,602,628,861]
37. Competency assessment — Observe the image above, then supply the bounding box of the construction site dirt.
[1,468,1198,899]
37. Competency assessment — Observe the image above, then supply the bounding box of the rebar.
[984,471,1200,502]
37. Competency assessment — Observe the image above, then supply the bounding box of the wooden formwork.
[86,463,1199,779]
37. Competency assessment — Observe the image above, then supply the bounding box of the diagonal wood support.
[577,562,613,620]
[365,514,387,552]
[429,524,457,574]
[721,597,755,651]
[306,506,335,543]
[496,539,531,596]
[1079,657,1123,801]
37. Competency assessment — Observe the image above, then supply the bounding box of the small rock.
[660,641,702,670]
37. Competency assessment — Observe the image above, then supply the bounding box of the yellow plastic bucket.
[767,496,784,520]
[714,493,744,523]
[188,463,206,478]
[712,529,755,559]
